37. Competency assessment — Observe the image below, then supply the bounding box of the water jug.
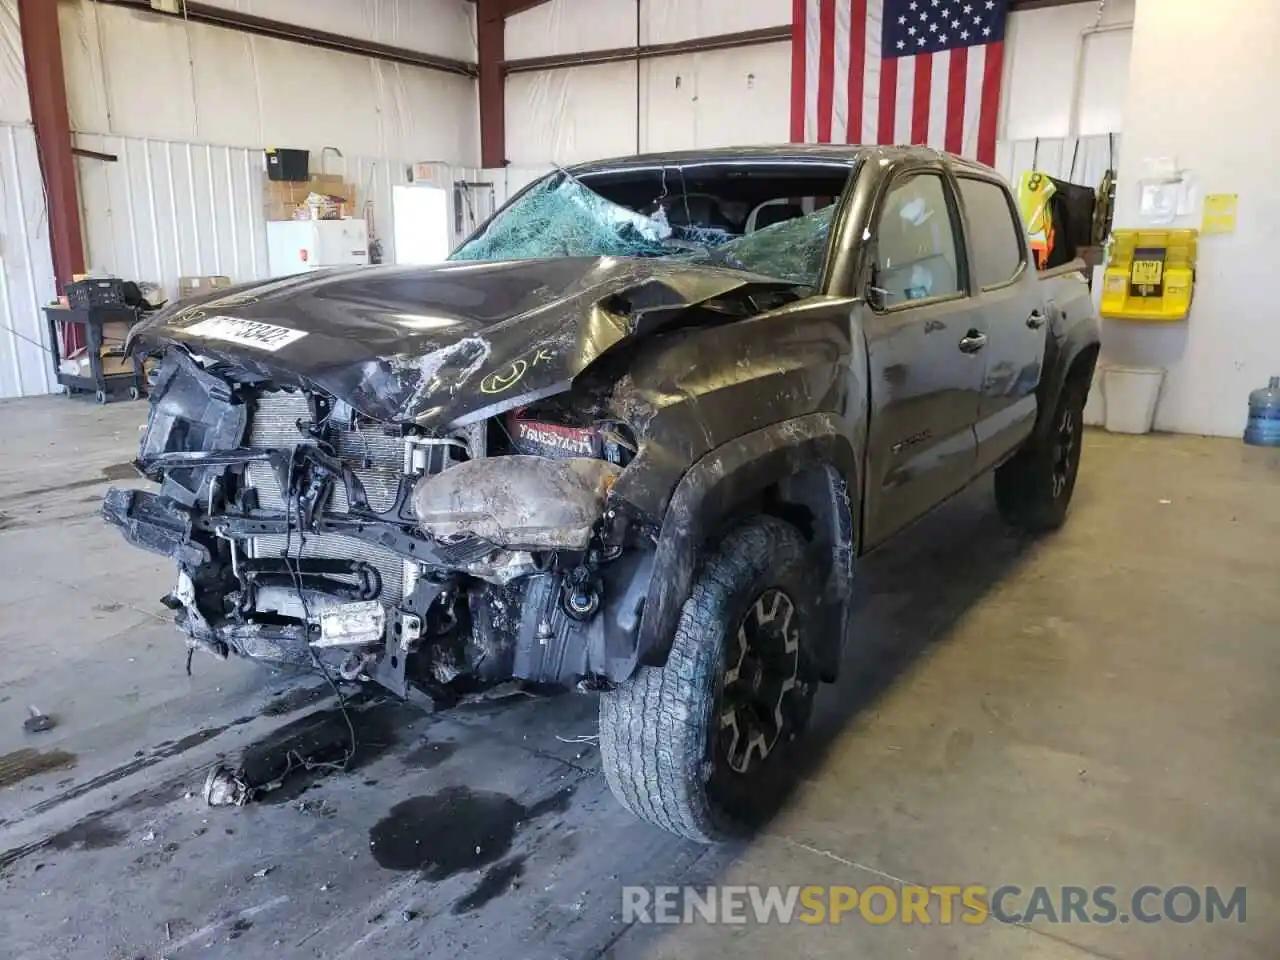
[1244,376,1280,446]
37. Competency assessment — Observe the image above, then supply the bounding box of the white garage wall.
[507,0,791,59]
[72,132,471,298]
[0,0,26,124]
[1099,0,1280,437]
[1,0,480,399]
[60,0,478,161]
[505,0,793,166]
[0,122,59,399]
[995,133,1120,191]
[1000,0,1134,141]
[504,0,1132,168]
[0,2,60,399]
[55,0,481,293]
[199,0,476,62]
[643,44,793,153]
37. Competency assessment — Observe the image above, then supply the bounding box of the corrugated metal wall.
[995,135,1121,192]
[0,122,58,399]
[74,133,470,297]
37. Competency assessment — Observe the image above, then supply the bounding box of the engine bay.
[104,349,652,704]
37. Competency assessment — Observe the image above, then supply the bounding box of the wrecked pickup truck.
[105,146,1099,842]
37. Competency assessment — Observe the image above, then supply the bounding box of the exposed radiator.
[245,390,410,602]
[246,391,404,513]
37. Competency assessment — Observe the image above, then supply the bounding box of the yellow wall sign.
[1202,193,1238,234]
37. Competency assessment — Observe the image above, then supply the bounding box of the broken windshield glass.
[451,172,674,261]
[698,205,835,285]
[450,169,837,288]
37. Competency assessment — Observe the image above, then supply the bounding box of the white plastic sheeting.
[994,135,1120,194]
[0,122,58,399]
[642,0,791,45]
[642,45,792,153]
[0,0,27,124]
[507,63,638,167]
[1002,0,1134,140]
[503,0,1131,169]
[59,0,478,163]
[506,0,790,57]
[200,0,476,62]
[506,0,638,59]
[73,132,472,298]
[506,43,792,167]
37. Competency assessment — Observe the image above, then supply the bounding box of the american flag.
[790,0,1009,164]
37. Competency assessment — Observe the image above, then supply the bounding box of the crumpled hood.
[132,257,801,428]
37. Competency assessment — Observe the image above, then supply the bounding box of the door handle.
[958,331,987,354]
[1027,311,1047,329]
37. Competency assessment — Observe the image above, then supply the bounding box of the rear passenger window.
[958,177,1025,289]
[871,174,962,309]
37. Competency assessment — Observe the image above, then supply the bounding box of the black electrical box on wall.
[265,148,309,182]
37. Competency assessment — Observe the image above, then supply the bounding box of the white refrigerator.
[266,219,369,276]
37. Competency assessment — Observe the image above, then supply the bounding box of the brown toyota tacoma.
[105,145,1100,841]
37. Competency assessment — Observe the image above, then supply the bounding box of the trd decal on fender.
[891,428,931,454]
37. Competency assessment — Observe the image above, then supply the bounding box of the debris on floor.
[203,765,250,807]
[23,706,56,734]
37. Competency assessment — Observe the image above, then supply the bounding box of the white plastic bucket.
[1102,365,1165,434]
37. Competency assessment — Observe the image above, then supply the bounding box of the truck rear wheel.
[599,516,819,843]
[995,378,1086,532]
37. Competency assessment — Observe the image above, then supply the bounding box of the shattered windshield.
[450,168,846,288]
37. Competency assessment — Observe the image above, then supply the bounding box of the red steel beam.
[499,0,555,15]
[18,0,84,289]
[479,0,551,168]
[477,0,510,168]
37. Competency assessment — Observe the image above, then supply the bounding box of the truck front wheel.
[599,516,819,843]
[995,378,1086,532]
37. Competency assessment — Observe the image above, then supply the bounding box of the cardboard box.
[264,174,357,221]
[58,352,143,378]
[100,319,132,350]
[179,275,232,300]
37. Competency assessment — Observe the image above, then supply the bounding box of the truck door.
[955,175,1047,475]
[861,170,986,549]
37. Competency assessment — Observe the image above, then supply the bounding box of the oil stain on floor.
[0,748,77,789]
[368,785,575,879]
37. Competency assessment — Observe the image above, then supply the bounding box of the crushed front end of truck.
[102,167,831,704]
[103,347,656,702]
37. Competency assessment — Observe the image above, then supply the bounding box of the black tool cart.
[44,278,149,404]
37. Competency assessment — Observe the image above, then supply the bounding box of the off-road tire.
[599,516,819,843]
[995,377,1087,532]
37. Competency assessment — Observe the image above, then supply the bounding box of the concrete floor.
[0,394,1276,960]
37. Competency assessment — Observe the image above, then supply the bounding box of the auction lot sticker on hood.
[184,316,308,351]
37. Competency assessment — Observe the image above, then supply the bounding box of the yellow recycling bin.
[1100,228,1198,321]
